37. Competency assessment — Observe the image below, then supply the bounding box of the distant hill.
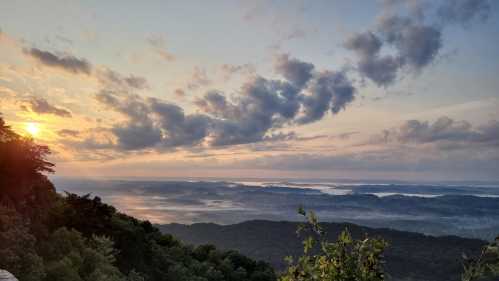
[159,220,486,281]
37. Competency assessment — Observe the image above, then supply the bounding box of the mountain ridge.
[159,220,487,281]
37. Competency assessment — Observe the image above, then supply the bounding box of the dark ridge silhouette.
[159,220,487,281]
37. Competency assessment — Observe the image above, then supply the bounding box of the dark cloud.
[344,31,401,86]
[93,55,357,150]
[21,97,72,118]
[344,31,382,58]
[61,127,117,154]
[123,75,149,90]
[97,69,149,90]
[195,68,356,145]
[194,91,238,119]
[359,55,401,86]
[24,48,92,74]
[204,77,302,146]
[95,92,212,150]
[96,91,161,150]
[344,0,491,87]
[149,98,211,147]
[378,15,442,70]
[274,54,314,87]
[437,0,491,25]
[298,71,355,123]
[344,16,442,86]
[382,117,499,147]
[112,122,162,150]
[96,91,150,122]
[24,47,148,92]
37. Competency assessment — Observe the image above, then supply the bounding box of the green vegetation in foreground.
[0,116,498,281]
[279,207,387,281]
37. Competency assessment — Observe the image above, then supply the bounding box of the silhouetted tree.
[0,117,55,213]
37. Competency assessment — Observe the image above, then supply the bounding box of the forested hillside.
[159,221,486,281]
[0,117,276,281]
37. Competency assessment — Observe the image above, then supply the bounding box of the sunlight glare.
[26,122,40,136]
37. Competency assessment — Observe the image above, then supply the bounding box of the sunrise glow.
[25,122,40,136]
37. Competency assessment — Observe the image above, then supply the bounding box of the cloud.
[198,77,303,146]
[220,64,256,80]
[22,47,148,91]
[58,129,80,137]
[344,31,382,58]
[344,31,401,86]
[187,67,211,90]
[297,71,355,123]
[112,122,162,150]
[150,98,211,147]
[21,97,72,118]
[24,48,92,75]
[123,75,149,90]
[194,91,238,119]
[233,145,499,177]
[192,65,356,144]
[146,34,175,61]
[344,16,442,86]
[344,0,492,87]
[274,54,315,87]
[96,91,161,150]
[382,116,499,147]
[95,92,211,150]
[97,69,149,90]
[378,15,442,70]
[92,55,358,150]
[96,91,150,122]
[437,0,492,25]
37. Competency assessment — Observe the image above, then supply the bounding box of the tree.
[0,117,55,213]
[280,207,387,281]
[40,227,125,281]
[0,206,45,281]
[462,236,499,281]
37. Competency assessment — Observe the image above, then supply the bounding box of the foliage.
[0,118,56,215]
[40,227,125,281]
[0,206,45,281]
[279,207,387,281]
[462,236,499,281]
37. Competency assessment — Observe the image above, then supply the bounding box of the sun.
[25,122,40,136]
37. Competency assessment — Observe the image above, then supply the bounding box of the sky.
[1,0,498,181]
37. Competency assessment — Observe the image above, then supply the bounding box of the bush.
[280,207,387,281]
